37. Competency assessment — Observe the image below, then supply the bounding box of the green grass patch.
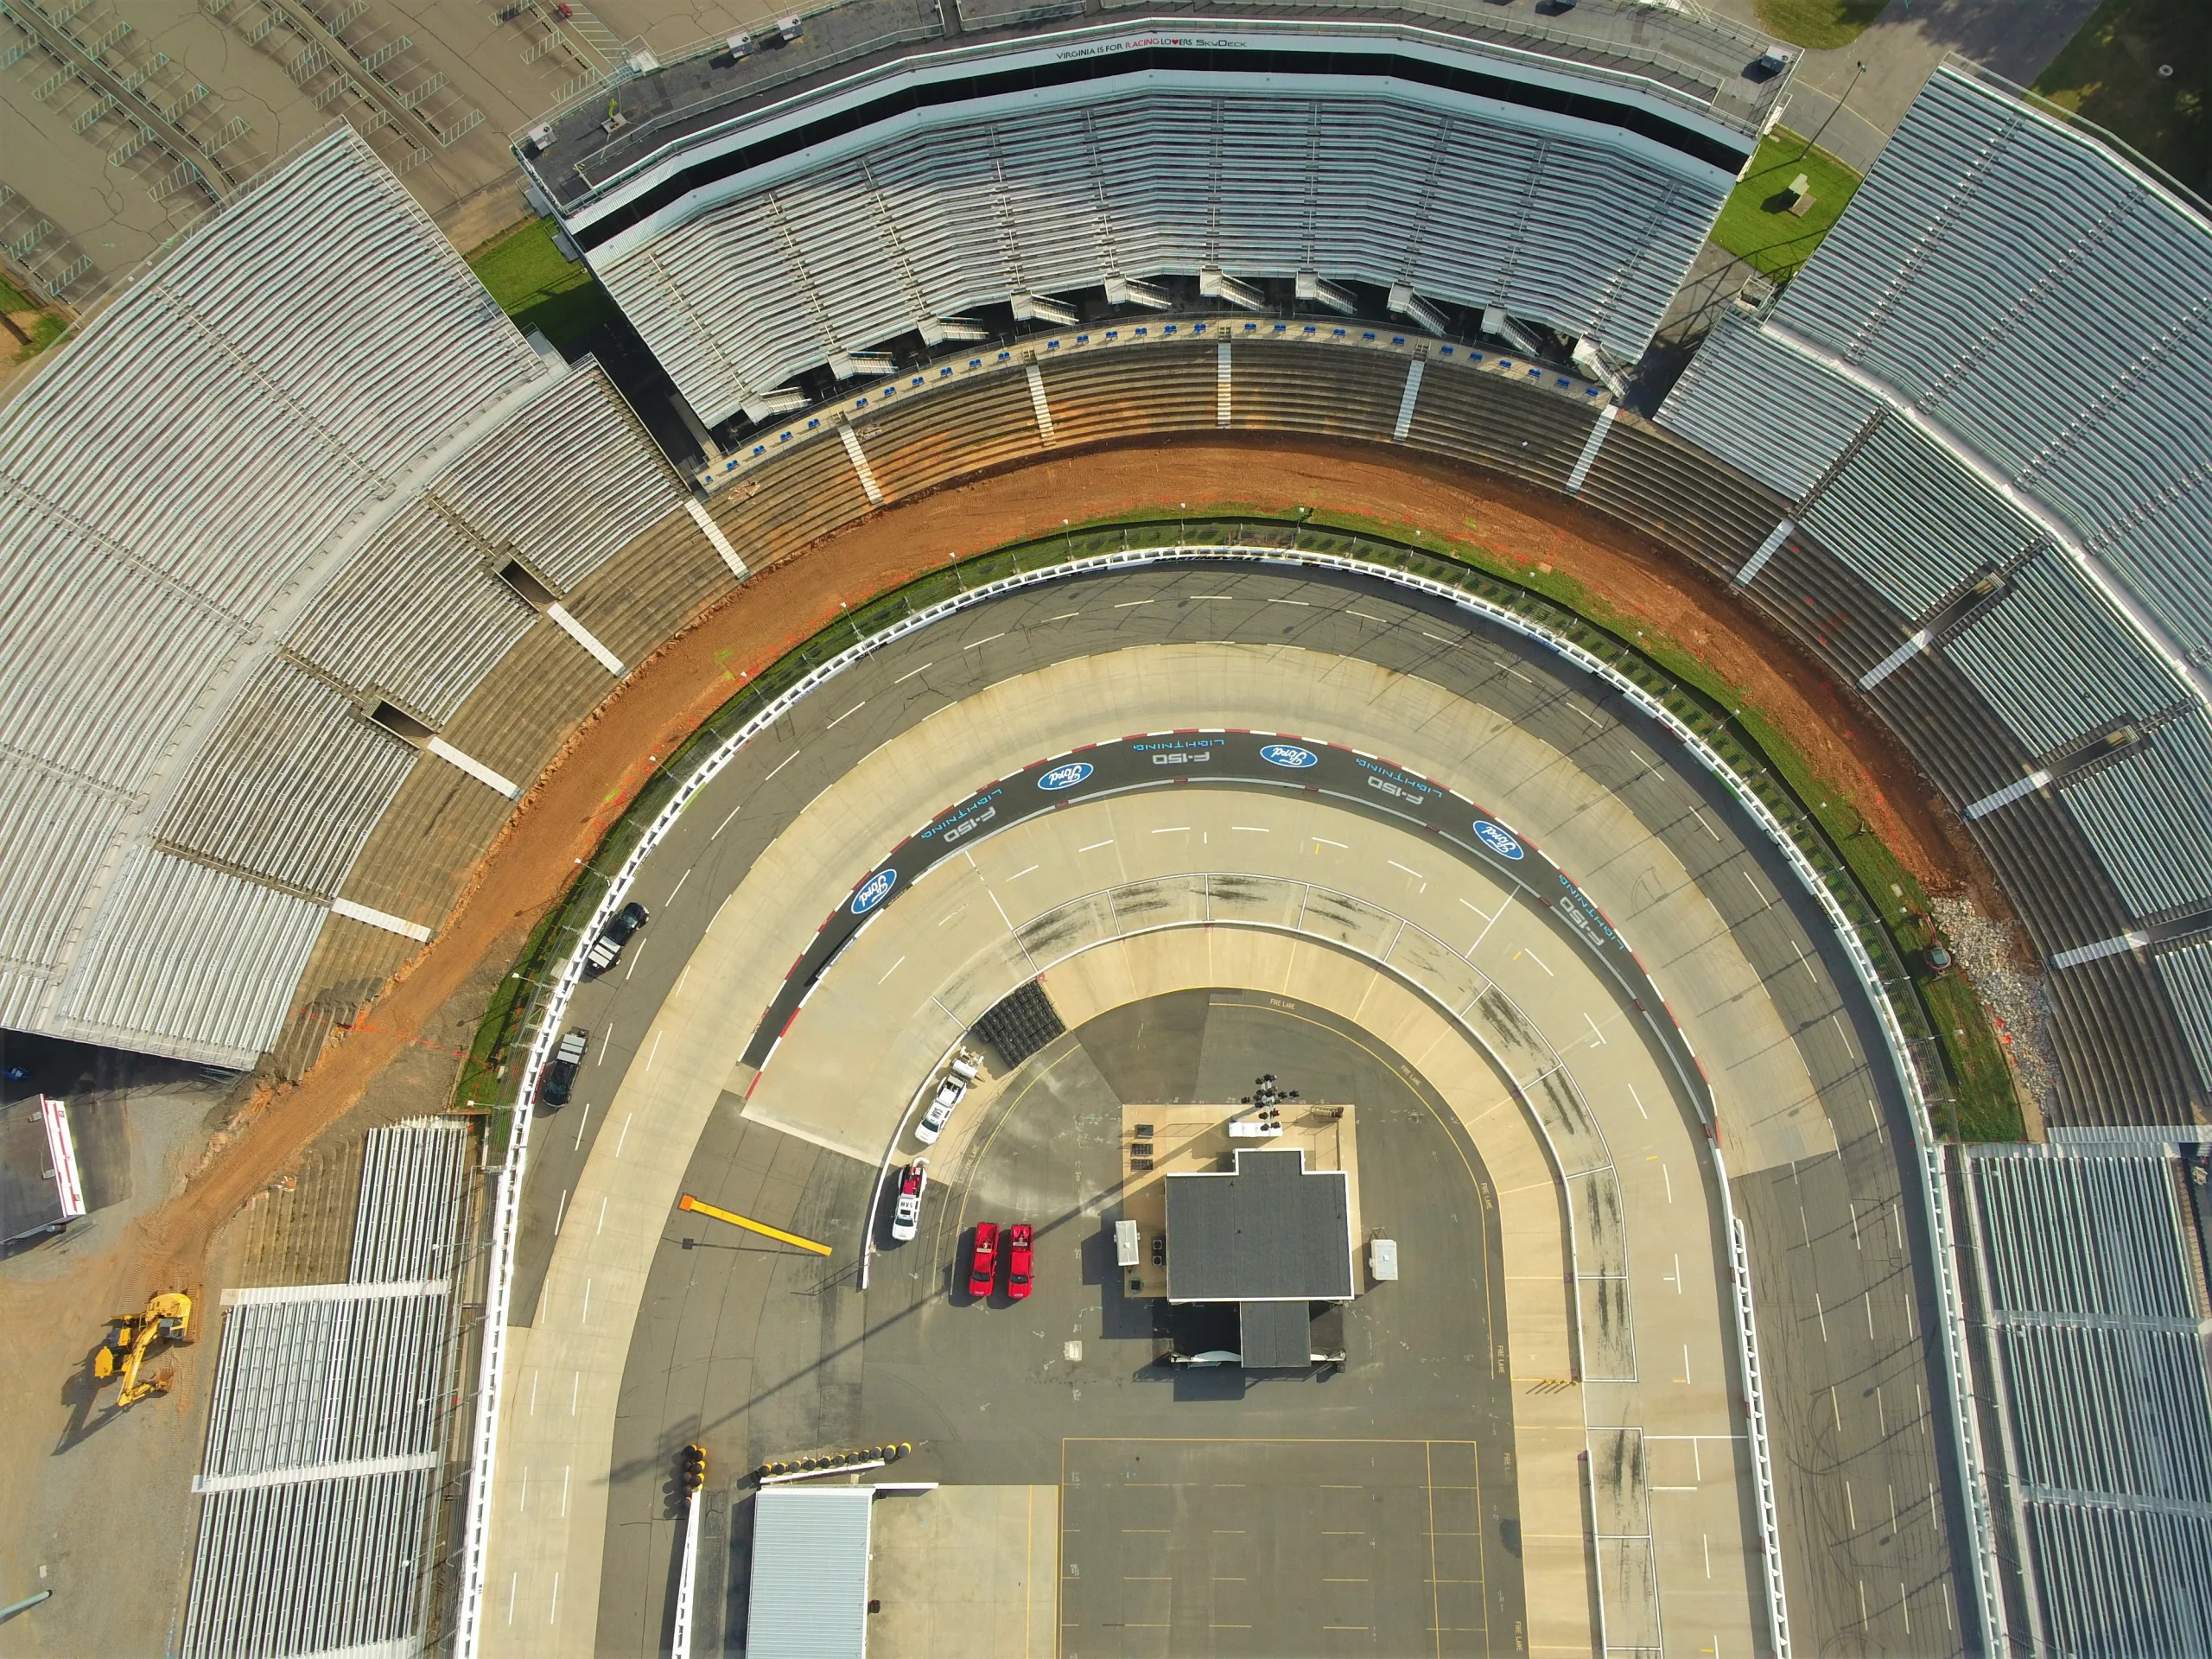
[1712,128,1865,282]
[2033,0,2209,188]
[1,270,70,359]
[1752,0,1886,49]
[466,217,622,356]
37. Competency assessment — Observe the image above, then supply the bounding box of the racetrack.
[483,560,1968,1656]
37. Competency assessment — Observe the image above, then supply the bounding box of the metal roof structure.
[747,1485,876,1659]
[1166,1146,1353,1303]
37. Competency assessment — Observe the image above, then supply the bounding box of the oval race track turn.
[482,558,1969,1657]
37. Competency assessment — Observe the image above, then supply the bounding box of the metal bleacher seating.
[2057,714,2212,918]
[0,128,692,1070]
[1962,1143,2212,1656]
[184,1119,473,1659]
[1656,63,2212,1121]
[2154,940,2212,1097]
[1798,416,2037,620]
[1944,554,2192,760]
[529,2,1766,428]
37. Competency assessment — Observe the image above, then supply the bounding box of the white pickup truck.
[913,1049,982,1143]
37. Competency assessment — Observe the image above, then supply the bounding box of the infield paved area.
[1058,1436,1495,1658]
[483,561,1970,1656]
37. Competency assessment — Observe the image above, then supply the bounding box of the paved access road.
[486,560,1971,1656]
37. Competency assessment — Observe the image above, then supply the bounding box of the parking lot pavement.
[1060,1437,1498,1657]
[868,1484,1058,1658]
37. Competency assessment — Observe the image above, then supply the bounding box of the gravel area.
[1929,894,2056,1133]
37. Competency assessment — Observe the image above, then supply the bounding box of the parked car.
[1006,1223,1033,1300]
[967,1221,1000,1297]
[541,1027,590,1106]
[889,1159,929,1241]
[914,1049,982,1143]
[583,901,650,977]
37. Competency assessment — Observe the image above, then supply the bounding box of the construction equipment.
[92,1290,194,1406]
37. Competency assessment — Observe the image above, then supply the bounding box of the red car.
[1006,1224,1033,1300]
[967,1222,999,1298]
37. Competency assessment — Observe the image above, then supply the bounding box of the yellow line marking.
[677,1193,831,1255]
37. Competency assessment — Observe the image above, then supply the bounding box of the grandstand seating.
[0,129,690,1067]
[1962,1144,2212,1656]
[184,1119,473,1659]
[538,11,1755,426]
[1656,62,2212,1116]
[7,56,2210,1122]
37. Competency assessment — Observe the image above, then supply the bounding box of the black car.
[541,1027,590,1106]
[583,901,650,976]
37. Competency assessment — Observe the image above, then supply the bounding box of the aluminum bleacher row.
[1961,1143,2212,1656]
[183,1119,474,1659]
[0,126,697,1069]
[1658,63,2212,1122]
[526,0,1775,427]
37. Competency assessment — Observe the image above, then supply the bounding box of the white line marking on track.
[893,660,934,684]
[1583,1011,1606,1046]
[765,751,799,782]
[1388,860,1422,878]
[552,1190,568,1236]
[1232,825,1268,833]
[712,804,741,838]
[1516,946,1554,976]
[1114,599,1154,608]
[826,701,865,728]
[614,1113,632,1158]
[1313,836,1347,849]
[878,956,906,984]
[1079,839,1114,852]
[572,1103,592,1152]
[1347,610,1386,623]
[1688,805,1719,841]
[1266,597,1311,606]
[1152,826,1190,834]
[1007,864,1039,878]
[1470,893,1514,950]
[1628,1081,1648,1119]
[1046,611,1080,621]
[963,632,1005,650]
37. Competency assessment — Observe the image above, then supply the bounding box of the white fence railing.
[451,537,1999,1657]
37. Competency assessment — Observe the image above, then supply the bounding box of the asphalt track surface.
[500,558,1972,1656]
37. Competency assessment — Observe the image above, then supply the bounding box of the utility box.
[1115,1219,1141,1268]
[1369,1237,1399,1281]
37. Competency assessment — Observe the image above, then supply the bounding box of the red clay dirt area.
[0,430,2003,1653]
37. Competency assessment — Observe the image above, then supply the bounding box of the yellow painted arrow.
[677,1192,832,1255]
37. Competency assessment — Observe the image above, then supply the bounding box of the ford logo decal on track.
[1472,820,1524,861]
[1038,760,1095,791]
[850,868,899,914]
[1259,743,1319,769]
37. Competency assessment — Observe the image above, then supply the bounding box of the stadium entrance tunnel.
[469,549,1974,1657]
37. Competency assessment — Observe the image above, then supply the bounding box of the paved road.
[486,560,1972,1656]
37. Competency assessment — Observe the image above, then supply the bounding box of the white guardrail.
[452,540,2002,1657]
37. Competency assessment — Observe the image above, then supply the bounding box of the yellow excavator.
[92,1291,194,1406]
